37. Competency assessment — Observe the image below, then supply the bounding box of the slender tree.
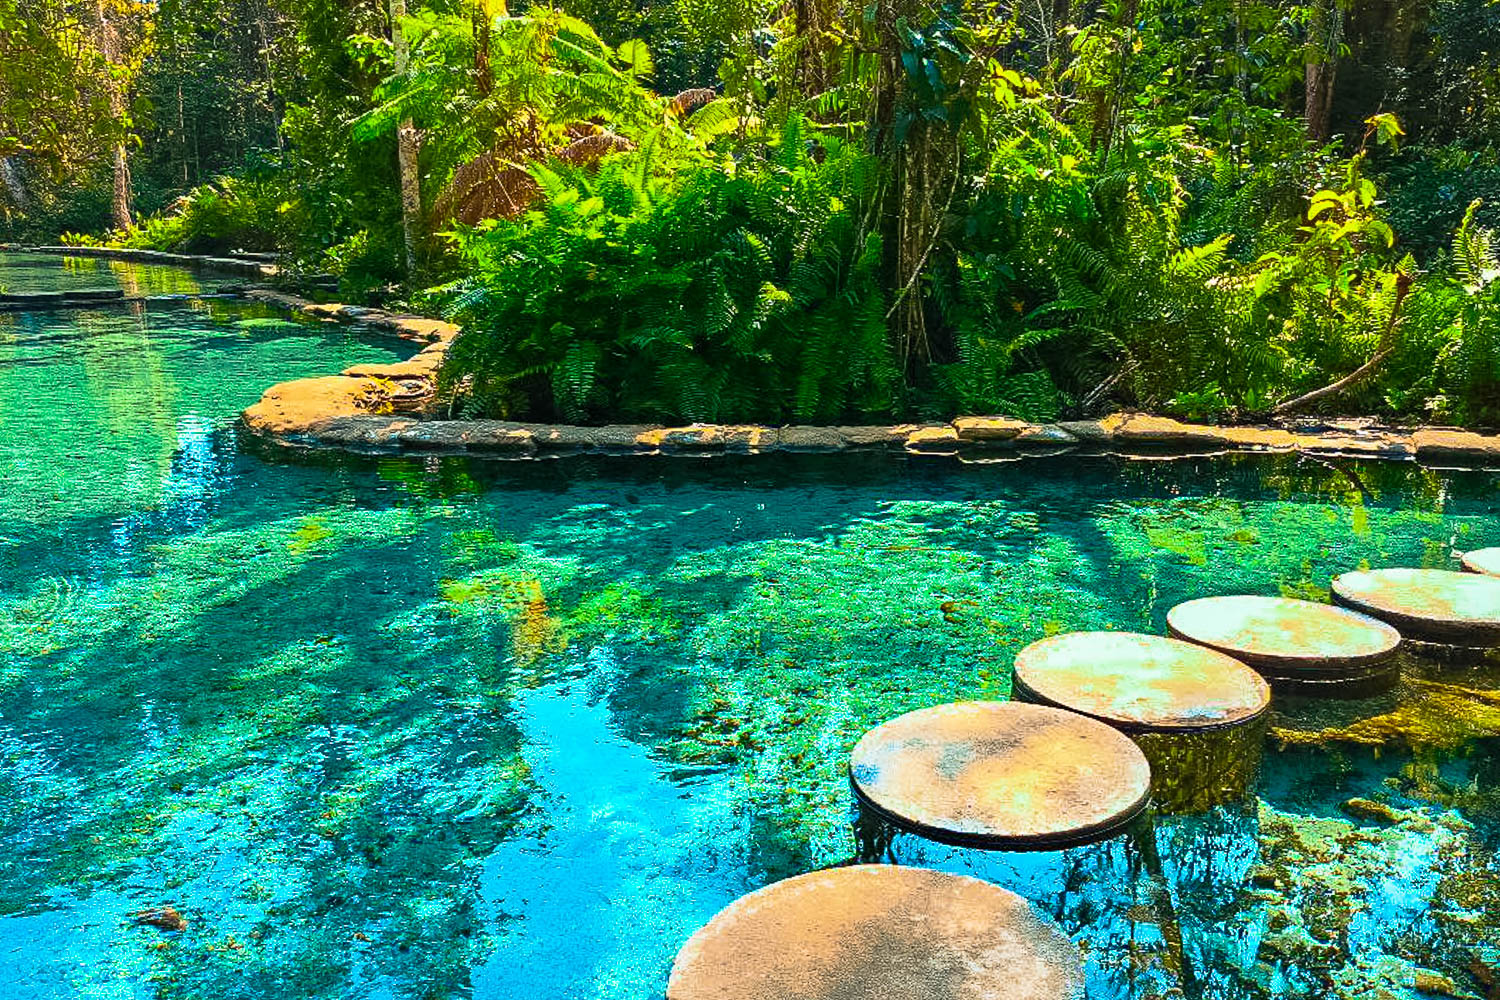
[390,0,422,275]
[1305,0,1343,140]
[95,0,134,229]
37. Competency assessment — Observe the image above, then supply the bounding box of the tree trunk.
[1089,0,1140,158]
[1304,60,1336,141]
[868,0,899,152]
[1381,0,1422,94]
[1048,0,1072,80]
[256,11,284,150]
[110,141,132,231]
[1305,0,1342,141]
[177,82,189,185]
[96,0,132,231]
[0,157,29,211]
[391,0,421,277]
[793,0,830,94]
[1052,0,1070,33]
[474,0,493,96]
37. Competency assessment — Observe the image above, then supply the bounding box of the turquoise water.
[0,253,227,296]
[2,264,1500,998]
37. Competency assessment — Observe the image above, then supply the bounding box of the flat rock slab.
[1462,548,1500,577]
[849,701,1151,849]
[1013,632,1269,732]
[1332,568,1500,645]
[668,865,1084,1000]
[1167,595,1400,676]
[0,288,128,310]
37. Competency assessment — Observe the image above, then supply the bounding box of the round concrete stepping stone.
[1332,568,1500,645]
[1012,632,1270,813]
[1167,595,1400,676]
[668,865,1085,1000]
[850,701,1152,849]
[1461,547,1500,577]
[1013,631,1269,732]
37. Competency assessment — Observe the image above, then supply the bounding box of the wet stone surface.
[1333,568,1500,645]
[849,702,1153,849]
[1167,595,1402,676]
[1013,631,1270,732]
[667,865,1085,1000]
[1461,546,1500,576]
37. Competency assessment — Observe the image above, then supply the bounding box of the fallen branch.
[1271,270,1413,418]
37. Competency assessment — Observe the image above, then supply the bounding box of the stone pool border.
[216,289,1497,465]
[23,243,278,280]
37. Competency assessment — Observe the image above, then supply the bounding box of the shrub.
[441,131,899,424]
[118,175,282,254]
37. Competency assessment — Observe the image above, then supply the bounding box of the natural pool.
[2,259,1499,999]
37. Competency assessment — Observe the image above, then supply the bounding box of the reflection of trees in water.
[106,258,203,297]
[1137,721,1266,815]
[1159,805,1265,999]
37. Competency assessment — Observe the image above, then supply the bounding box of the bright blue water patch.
[474,671,746,999]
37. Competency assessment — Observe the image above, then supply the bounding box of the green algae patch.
[1241,798,1487,999]
[287,517,334,553]
[1272,679,1500,751]
[1145,522,1209,565]
[569,581,682,642]
[233,317,304,333]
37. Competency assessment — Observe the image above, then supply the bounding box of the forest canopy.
[6,0,1500,426]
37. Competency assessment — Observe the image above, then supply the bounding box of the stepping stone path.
[676,560,1493,995]
[1333,567,1500,646]
[667,865,1085,1000]
[1012,631,1270,812]
[849,701,1152,849]
[1168,595,1402,695]
[1013,631,1270,732]
[1461,547,1500,577]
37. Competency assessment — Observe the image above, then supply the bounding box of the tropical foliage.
[7,0,1500,425]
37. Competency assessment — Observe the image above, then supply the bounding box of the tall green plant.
[441,130,899,424]
[1422,200,1500,425]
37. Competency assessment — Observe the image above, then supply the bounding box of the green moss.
[568,581,681,641]
[1272,679,1500,752]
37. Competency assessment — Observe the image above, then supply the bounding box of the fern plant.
[1421,199,1500,425]
[934,82,1276,419]
[439,124,900,424]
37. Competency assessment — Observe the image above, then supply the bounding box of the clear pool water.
[2,262,1499,999]
[0,253,227,297]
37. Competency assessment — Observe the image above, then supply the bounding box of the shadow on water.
[2,282,1500,997]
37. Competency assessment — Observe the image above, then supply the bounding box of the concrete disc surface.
[668,865,1085,1000]
[849,701,1151,849]
[1461,547,1500,577]
[1332,568,1500,645]
[1167,595,1400,674]
[1013,631,1270,732]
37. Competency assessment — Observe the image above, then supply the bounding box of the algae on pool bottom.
[1,288,1500,998]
